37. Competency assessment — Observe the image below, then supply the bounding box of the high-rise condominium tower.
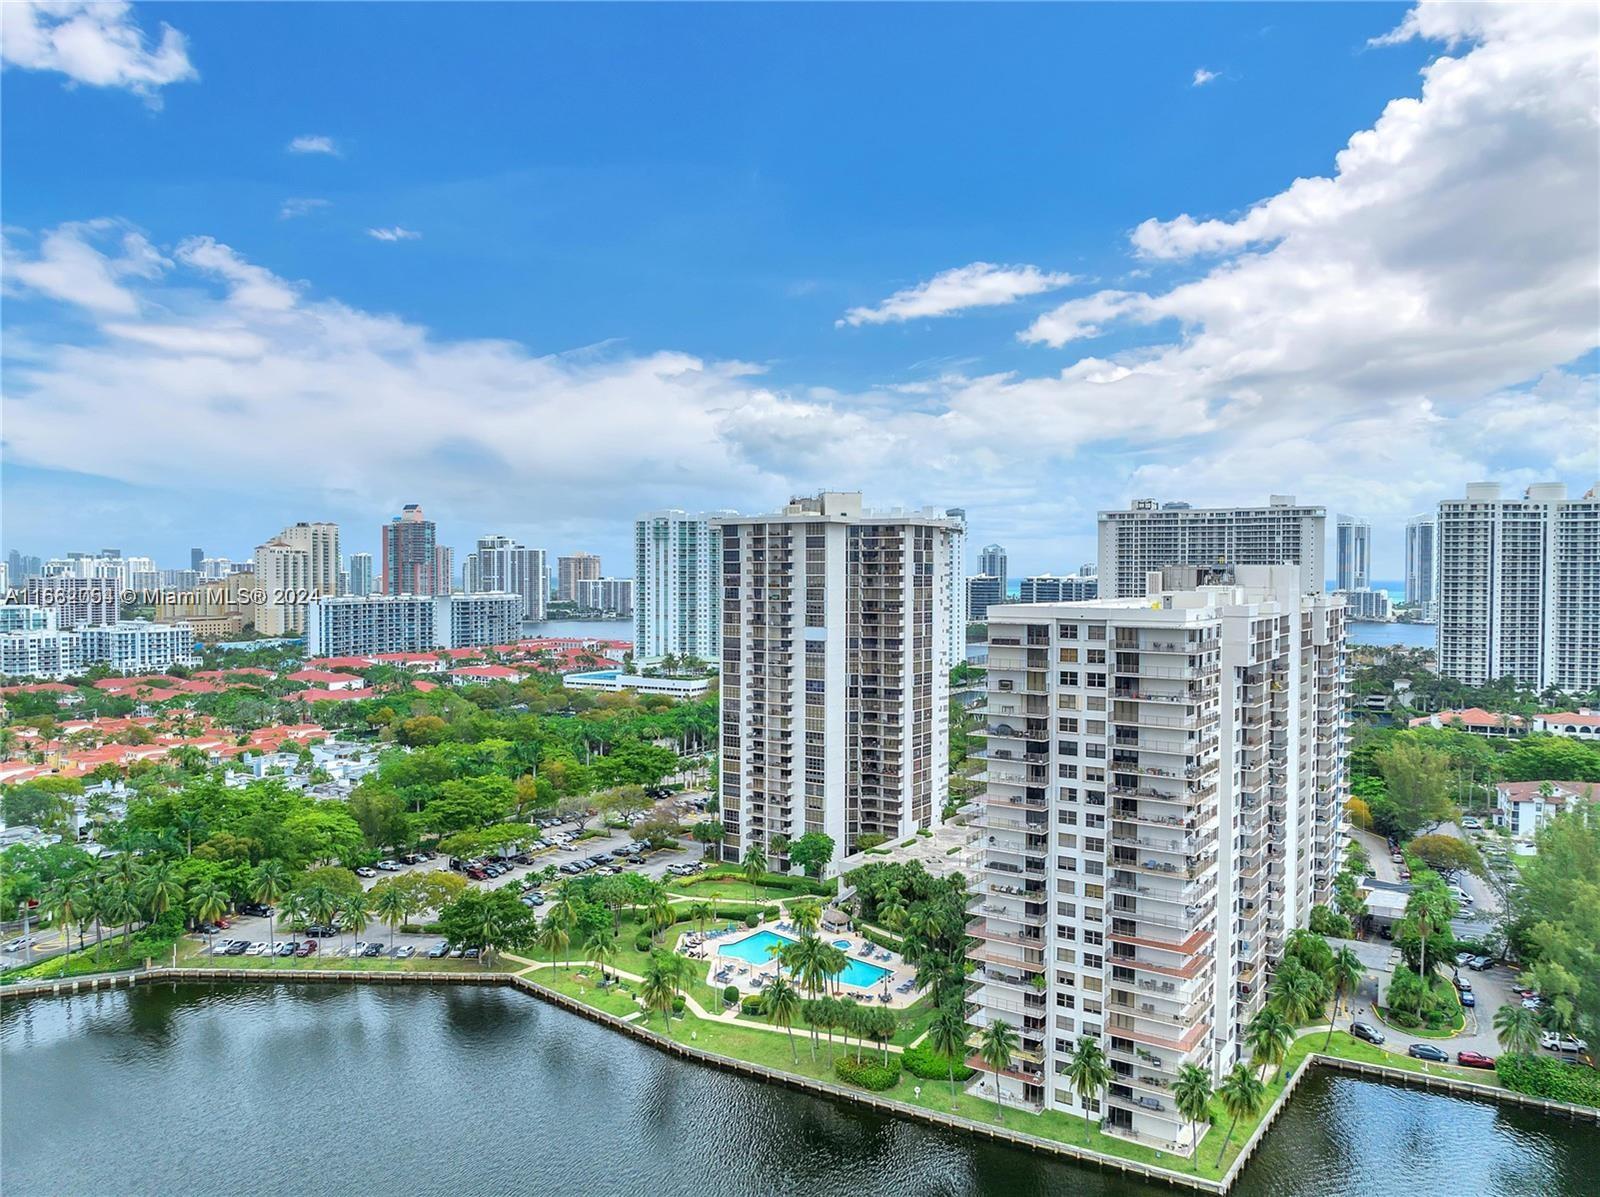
[1436,483,1599,690]
[712,492,961,876]
[946,508,969,663]
[558,552,602,603]
[979,543,1008,596]
[253,521,339,635]
[1334,515,1371,591]
[1404,515,1437,620]
[635,511,722,663]
[348,552,374,597]
[464,535,548,621]
[381,504,441,595]
[967,565,1347,1152]
[1097,497,1327,599]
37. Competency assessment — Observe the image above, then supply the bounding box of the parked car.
[1456,1050,1495,1069]
[1379,925,1393,940]
[376,860,402,872]
[1541,1032,1589,1053]
[393,945,415,959]
[1460,817,1483,830]
[466,868,488,881]
[1398,867,1412,881]
[1455,952,1473,968]
[1523,996,1544,1011]
[427,942,451,959]
[295,941,317,958]
[1408,1043,1449,1062]
[354,867,377,878]
[1453,975,1472,993]
[1350,1021,1386,1045]
[1468,955,1494,971]
[1460,991,1477,1008]
[245,942,270,956]
[276,942,297,957]
[362,943,385,958]
[463,947,480,959]
[226,940,251,956]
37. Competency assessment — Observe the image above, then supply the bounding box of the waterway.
[1347,621,1435,650]
[3,984,1594,1196]
[521,617,632,641]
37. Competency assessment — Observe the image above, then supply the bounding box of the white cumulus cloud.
[838,262,1076,327]
[367,227,421,242]
[0,1,196,104]
[1193,67,1220,86]
[287,134,339,155]
[279,197,330,220]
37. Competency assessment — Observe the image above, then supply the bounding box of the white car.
[1460,817,1482,830]
[3,936,36,953]
[1541,1031,1588,1053]
[354,866,378,878]
[245,942,270,956]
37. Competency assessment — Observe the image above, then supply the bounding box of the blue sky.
[3,2,1596,582]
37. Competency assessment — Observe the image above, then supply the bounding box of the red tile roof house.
[285,669,368,691]
[1494,779,1599,837]
[1409,708,1527,738]
[448,664,525,684]
[1531,711,1600,741]
[370,652,448,673]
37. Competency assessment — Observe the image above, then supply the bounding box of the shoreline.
[9,966,1597,1193]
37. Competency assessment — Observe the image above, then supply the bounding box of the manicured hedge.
[902,1043,974,1082]
[678,869,837,897]
[741,994,765,1016]
[834,1055,901,1091]
[1495,1053,1600,1107]
[722,984,740,1006]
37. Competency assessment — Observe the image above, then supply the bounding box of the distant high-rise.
[190,547,204,571]
[978,543,1008,596]
[1436,483,1599,690]
[7,551,42,582]
[280,522,341,598]
[576,576,634,616]
[464,535,547,621]
[435,546,454,594]
[945,509,969,663]
[253,522,339,635]
[558,552,602,603]
[1097,496,1327,599]
[712,492,961,875]
[966,574,1003,622]
[381,504,441,595]
[349,552,375,597]
[1404,515,1437,620]
[635,511,722,663]
[1335,515,1371,591]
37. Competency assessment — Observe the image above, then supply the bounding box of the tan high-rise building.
[966,565,1346,1154]
[254,522,339,635]
[558,552,602,603]
[280,522,341,598]
[711,492,961,877]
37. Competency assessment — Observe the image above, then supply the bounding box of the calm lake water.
[3,985,1594,1197]
[521,618,633,641]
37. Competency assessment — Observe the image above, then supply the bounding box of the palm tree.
[789,898,822,939]
[1213,1063,1266,1168]
[1494,1003,1542,1057]
[1267,958,1322,1025]
[689,901,714,939]
[252,860,291,949]
[640,957,678,1029]
[977,1018,1020,1123]
[928,1005,971,1107]
[1063,1035,1110,1139]
[742,846,767,904]
[877,893,908,933]
[339,892,370,954]
[537,916,570,973]
[102,885,139,958]
[764,972,803,1063]
[817,942,849,996]
[188,881,230,957]
[586,928,617,982]
[1245,1008,1294,1083]
[473,901,505,967]
[173,809,205,856]
[371,886,412,952]
[1408,887,1451,984]
[1174,1063,1214,1169]
[647,891,675,944]
[1323,947,1365,1050]
[42,879,85,975]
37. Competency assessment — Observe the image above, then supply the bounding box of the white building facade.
[1436,483,1600,691]
[713,492,960,876]
[464,535,548,621]
[1097,498,1327,600]
[634,510,723,665]
[307,593,521,658]
[967,566,1346,1153]
[1404,515,1437,620]
[1335,515,1371,592]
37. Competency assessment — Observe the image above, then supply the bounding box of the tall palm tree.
[252,860,291,949]
[764,972,803,1063]
[107,854,143,944]
[1267,958,1321,1025]
[474,902,505,967]
[817,942,849,997]
[1064,1035,1110,1139]
[1174,1063,1214,1169]
[173,810,205,856]
[1245,1008,1294,1083]
[102,885,139,958]
[742,846,767,904]
[977,1018,1020,1123]
[928,1005,971,1107]
[647,891,675,945]
[1493,1003,1541,1057]
[339,892,370,955]
[188,881,230,957]
[537,916,570,973]
[586,928,617,982]
[1408,887,1451,984]
[1213,1063,1266,1168]
[42,879,85,975]
[877,893,909,933]
[640,957,678,1029]
[371,885,412,952]
[1323,947,1365,1050]
[689,901,714,939]
[789,899,823,939]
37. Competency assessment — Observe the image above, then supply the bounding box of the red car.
[215,917,231,929]
[295,940,318,958]
[1456,1050,1495,1070]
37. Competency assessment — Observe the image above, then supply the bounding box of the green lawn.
[664,879,797,903]
[534,966,645,1018]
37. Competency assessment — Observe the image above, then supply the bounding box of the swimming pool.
[718,930,894,989]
